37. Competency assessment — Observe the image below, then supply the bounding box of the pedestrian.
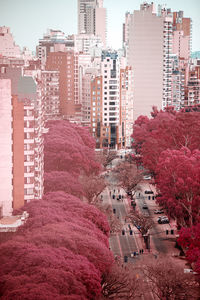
[109,191,111,196]
[141,249,144,254]
[113,189,115,193]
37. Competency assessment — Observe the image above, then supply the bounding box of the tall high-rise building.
[0,66,45,217]
[91,51,133,149]
[126,3,174,120]
[78,0,106,47]
[0,79,13,217]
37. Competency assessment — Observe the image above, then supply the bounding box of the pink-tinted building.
[0,27,21,58]
[37,29,74,67]
[78,0,106,47]
[187,67,200,106]
[127,3,173,120]
[42,70,60,119]
[0,79,13,217]
[46,51,79,119]
[120,66,134,148]
[0,67,45,216]
[125,3,193,119]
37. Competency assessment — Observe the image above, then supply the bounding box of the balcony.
[24,139,34,144]
[24,172,34,177]
[24,161,34,167]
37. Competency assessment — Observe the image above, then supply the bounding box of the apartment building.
[37,29,74,66]
[125,3,192,119]
[46,51,79,118]
[120,66,134,148]
[187,67,200,106]
[74,34,103,55]
[78,0,106,47]
[91,51,125,149]
[41,70,60,119]
[0,26,21,58]
[0,67,45,216]
[0,79,13,217]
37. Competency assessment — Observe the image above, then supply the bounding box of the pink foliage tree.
[44,171,83,197]
[132,108,200,174]
[44,120,100,176]
[155,147,200,227]
[178,224,200,274]
[0,241,102,299]
[2,191,114,299]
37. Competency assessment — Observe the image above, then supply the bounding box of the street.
[100,156,187,299]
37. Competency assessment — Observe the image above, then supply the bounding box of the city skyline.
[0,0,200,52]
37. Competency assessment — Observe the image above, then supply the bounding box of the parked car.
[143,175,151,180]
[142,203,148,209]
[154,209,164,214]
[157,216,169,224]
[144,190,154,194]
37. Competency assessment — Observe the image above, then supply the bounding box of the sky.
[0,0,200,52]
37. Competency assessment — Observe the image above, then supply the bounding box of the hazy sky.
[0,0,200,52]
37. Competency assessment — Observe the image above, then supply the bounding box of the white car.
[143,175,151,180]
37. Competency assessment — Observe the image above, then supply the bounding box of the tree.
[155,147,200,227]
[96,150,117,169]
[132,108,200,174]
[44,171,83,197]
[178,224,200,274]
[101,263,141,299]
[17,192,111,237]
[127,211,154,236]
[0,241,103,300]
[44,120,101,175]
[114,161,143,199]
[79,173,106,204]
[142,257,199,299]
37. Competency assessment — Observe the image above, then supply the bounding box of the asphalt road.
[103,158,177,260]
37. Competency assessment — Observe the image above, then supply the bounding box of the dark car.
[157,216,169,224]
[142,203,148,209]
[154,209,164,214]
[144,190,154,194]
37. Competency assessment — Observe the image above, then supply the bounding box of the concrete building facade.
[0,66,45,216]
[0,27,21,58]
[78,0,106,47]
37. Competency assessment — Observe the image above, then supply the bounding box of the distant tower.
[77,0,106,47]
